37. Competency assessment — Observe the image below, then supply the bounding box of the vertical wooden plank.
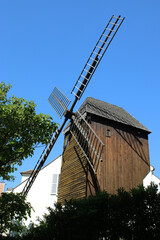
[58,113,150,202]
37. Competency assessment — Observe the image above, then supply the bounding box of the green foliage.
[0,192,31,236]
[21,184,160,240]
[129,184,160,239]
[0,82,58,180]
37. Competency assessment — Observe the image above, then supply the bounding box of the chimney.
[20,170,34,182]
[6,187,13,193]
[0,182,5,196]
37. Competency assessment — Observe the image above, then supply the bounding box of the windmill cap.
[78,97,151,133]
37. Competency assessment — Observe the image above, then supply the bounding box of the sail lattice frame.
[22,15,124,196]
[71,15,125,100]
[48,87,71,118]
[70,111,104,174]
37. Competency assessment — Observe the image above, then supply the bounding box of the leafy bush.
[21,183,160,240]
[0,192,31,236]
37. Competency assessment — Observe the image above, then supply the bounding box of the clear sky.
[1,0,160,190]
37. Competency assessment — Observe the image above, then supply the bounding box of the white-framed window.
[51,174,59,195]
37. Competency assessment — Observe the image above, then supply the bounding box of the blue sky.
[1,0,160,190]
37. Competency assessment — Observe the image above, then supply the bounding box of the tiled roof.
[78,97,150,133]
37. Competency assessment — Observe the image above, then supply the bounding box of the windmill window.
[106,129,111,137]
[65,137,69,148]
[51,174,59,195]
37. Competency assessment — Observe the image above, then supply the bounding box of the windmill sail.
[48,87,71,119]
[71,15,124,100]
[22,119,67,195]
[70,111,104,174]
[22,15,124,195]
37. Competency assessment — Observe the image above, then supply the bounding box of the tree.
[0,82,58,180]
[0,192,31,236]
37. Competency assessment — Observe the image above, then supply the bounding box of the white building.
[13,155,62,225]
[12,152,160,227]
[143,165,160,192]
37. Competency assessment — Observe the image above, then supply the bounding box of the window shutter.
[51,174,59,195]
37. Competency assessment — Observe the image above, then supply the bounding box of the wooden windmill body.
[22,15,150,203]
[58,97,150,202]
[23,15,146,200]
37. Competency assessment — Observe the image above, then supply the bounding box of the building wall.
[58,114,150,201]
[143,166,160,192]
[13,155,62,225]
[58,113,150,203]
[90,114,150,194]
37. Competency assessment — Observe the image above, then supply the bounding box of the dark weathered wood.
[58,113,150,202]
[58,133,87,203]
[89,114,150,195]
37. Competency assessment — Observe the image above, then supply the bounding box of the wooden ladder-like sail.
[22,15,124,196]
[71,15,124,100]
[70,111,104,175]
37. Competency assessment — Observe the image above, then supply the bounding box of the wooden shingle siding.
[58,133,87,203]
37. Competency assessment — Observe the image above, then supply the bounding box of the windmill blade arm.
[70,129,97,175]
[22,118,67,195]
[69,111,104,174]
[74,57,98,99]
[23,15,124,194]
[71,15,125,100]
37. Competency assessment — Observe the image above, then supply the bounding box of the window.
[65,137,69,148]
[106,129,111,137]
[51,174,59,195]
[64,134,71,149]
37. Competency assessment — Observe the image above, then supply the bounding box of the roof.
[6,187,13,191]
[78,97,150,133]
[13,155,62,191]
[20,170,34,175]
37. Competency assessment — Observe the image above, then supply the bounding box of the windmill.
[23,15,125,195]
